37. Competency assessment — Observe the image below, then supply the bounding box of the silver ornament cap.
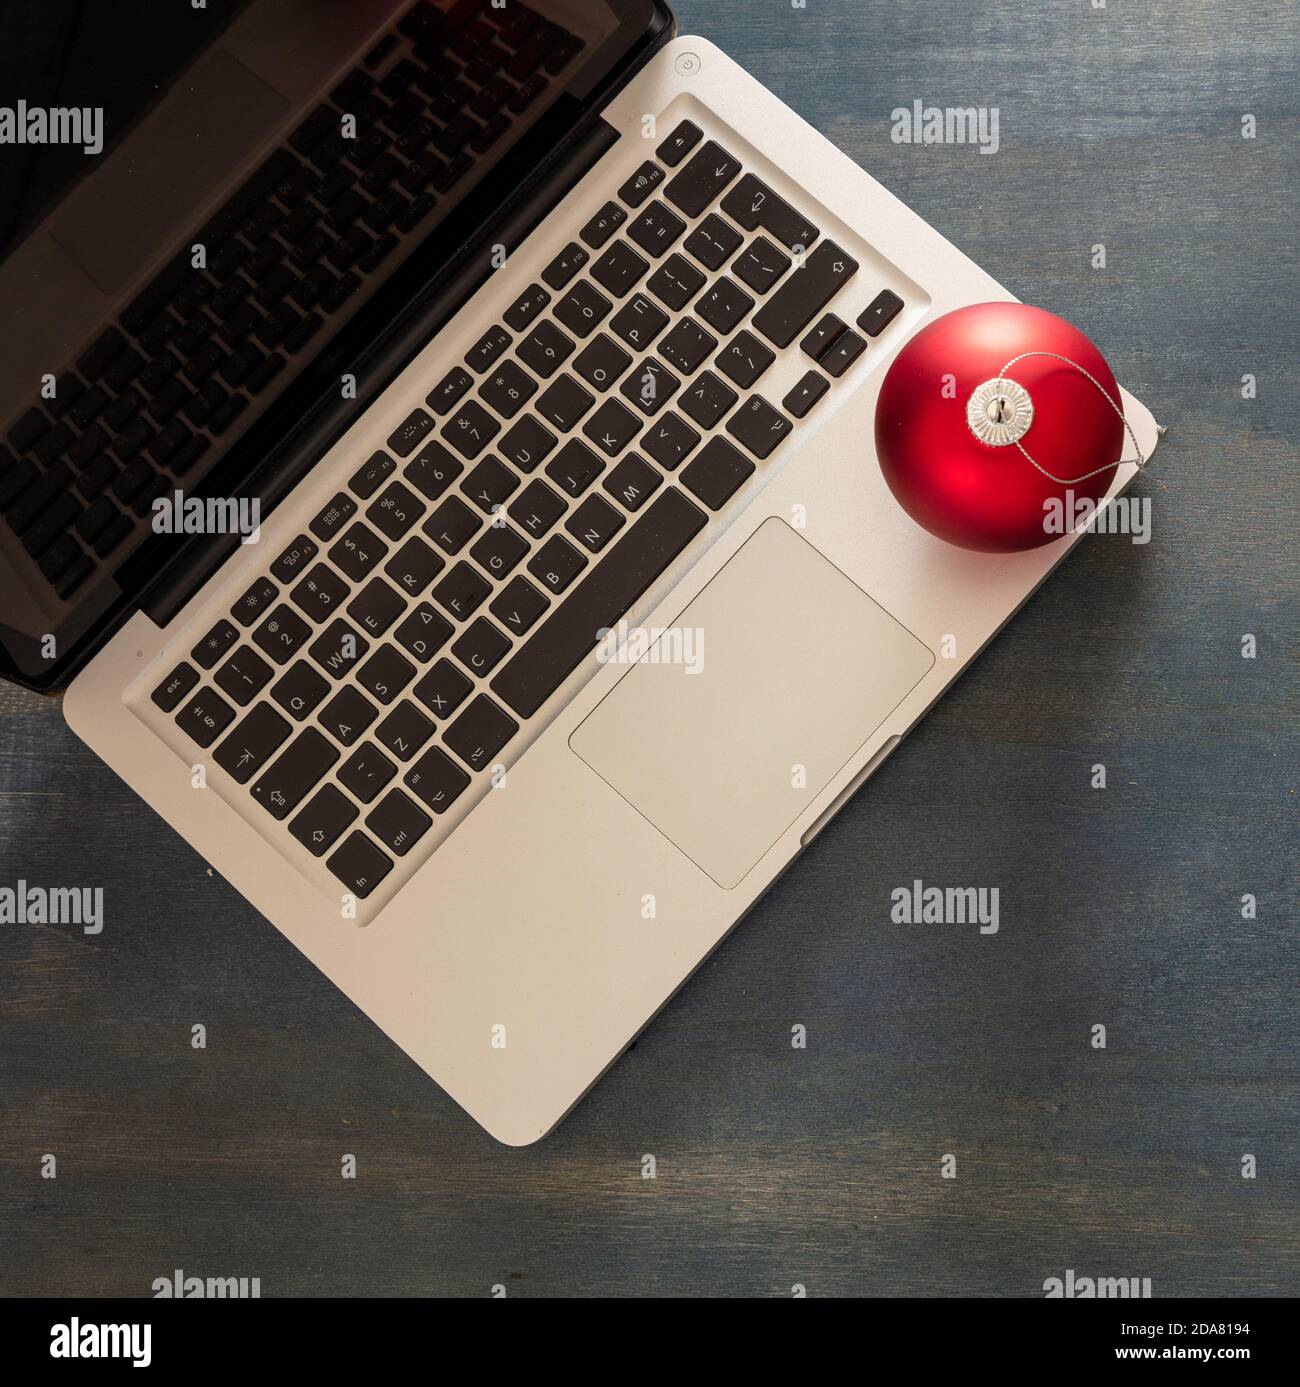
[966,377,1034,446]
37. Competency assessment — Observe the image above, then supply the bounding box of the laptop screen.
[0,0,667,690]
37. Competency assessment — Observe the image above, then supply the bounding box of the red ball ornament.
[875,302,1126,552]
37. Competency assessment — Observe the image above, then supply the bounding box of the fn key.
[327,832,393,900]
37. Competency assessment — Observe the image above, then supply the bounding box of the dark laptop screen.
[0,0,667,689]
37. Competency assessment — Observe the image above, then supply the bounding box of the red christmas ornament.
[875,302,1128,552]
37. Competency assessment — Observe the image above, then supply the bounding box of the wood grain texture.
[0,0,1296,1297]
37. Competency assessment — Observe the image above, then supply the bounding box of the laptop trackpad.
[570,518,935,889]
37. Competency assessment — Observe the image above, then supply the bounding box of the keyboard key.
[326,831,393,899]
[646,253,706,312]
[573,333,632,392]
[444,693,519,771]
[498,415,556,472]
[503,283,551,333]
[309,492,357,540]
[536,373,596,431]
[270,660,329,720]
[427,366,474,415]
[555,280,613,338]
[695,276,754,335]
[491,487,707,719]
[821,328,867,377]
[656,118,702,167]
[783,370,830,419]
[528,534,587,594]
[394,602,453,662]
[466,324,511,374]
[716,329,776,389]
[732,235,791,294]
[603,453,662,512]
[452,617,512,676]
[726,394,793,459]
[291,563,348,622]
[192,619,239,670]
[338,743,397,802]
[590,241,649,299]
[374,701,435,761]
[318,684,377,745]
[214,647,274,706]
[252,604,313,664]
[800,313,845,361]
[680,436,755,511]
[347,578,406,637]
[329,522,388,582]
[489,575,549,637]
[404,439,463,501]
[309,618,369,678]
[679,370,738,430]
[641,412,701,471]
[664,140,742,218]
[545,438,604,497]
[618,159,665,208]
[289,784,357,857]
[683,212,742,271]
[349,451,396,499]
[541,242,588,290]
[462,455,519,514]
[366,790,432,856]
[507,478,566,538]
[404,744,470,812]
[356,645,416,704]
[719,173,820,251]
[382,535,445,597]
[620,357,679,417]
[214,702,292,784]
[366,481,425,540]
[516,319,575,378]
[565,494,626,552]
[583,398,641,457]
[387,408,435,457]
[751,240,858,348]
[431,561,491,620]
[151,661,199,712]
[176,686,236,746]
[412,658,473,720]
[232,577,278,628]
[442,399,500,459]
[609,293,668,350]
[580,200,627,249]
[424,495,481,554]
[658,317,717,375]
[251,727,338,819]
[479,360,538,418]
[270,534,319,582]
[857,288,905,336]
[470,522,529,579]
[627,201,686,259]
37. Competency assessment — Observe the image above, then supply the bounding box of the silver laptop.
[1,0,1160,1143]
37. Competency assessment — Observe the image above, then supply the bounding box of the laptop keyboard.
[0,0,583,603]
[149,118,907,908]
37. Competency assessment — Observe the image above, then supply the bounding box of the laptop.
[2,0,1160,1144]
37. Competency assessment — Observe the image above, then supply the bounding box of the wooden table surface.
[1,0,1296,1297]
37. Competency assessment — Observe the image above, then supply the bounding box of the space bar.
[491,487,707,719]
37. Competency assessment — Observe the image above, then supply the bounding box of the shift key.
[751,241,858,349]
[251,727,339,820]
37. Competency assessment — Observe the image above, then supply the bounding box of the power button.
[674,51,701,77]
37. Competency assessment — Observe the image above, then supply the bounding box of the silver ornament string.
[995,350,1147,485]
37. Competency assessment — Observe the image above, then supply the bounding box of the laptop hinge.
[141,113,620,630]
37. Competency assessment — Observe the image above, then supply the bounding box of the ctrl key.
[152,661,199,712]
[327,831,393,899]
